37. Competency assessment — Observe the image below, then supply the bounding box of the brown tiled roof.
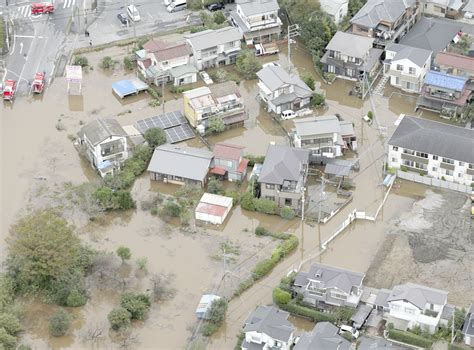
[213,143,244,161]
[143,38,190,62]
[435,52,474,74]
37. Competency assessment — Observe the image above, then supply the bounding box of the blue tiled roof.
[424,70,467,91]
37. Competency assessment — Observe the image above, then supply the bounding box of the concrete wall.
[396,170,471,194]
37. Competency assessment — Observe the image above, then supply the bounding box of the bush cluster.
[279,301,336,323]
[201,298,228,337]
[388,329,433,348]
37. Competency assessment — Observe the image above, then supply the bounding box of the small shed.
[195,193,233,225]
[196,294,221,319]
[112,79,149,98]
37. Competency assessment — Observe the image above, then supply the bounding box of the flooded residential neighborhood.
[1,0,473,349]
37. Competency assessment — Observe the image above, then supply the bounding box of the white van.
[127,5,140,22]
[339,325,360,339]
[281,110,296,120]
[167,0,186,12]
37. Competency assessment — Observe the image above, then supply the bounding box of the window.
[328,65,335,73]
[392,158,397,163]
[409,67,416,75]
[266,184,275,190]
[432,155,438,161]
[403,149,415,155]
[416,152,428,158]
[469,164,474,169]
[404,307,415,314]
[395,77,400,85]
[392,146,398,151]
[458,173,462,178]
[331,292,347,300]
[403,160,414,167]
[445,169,453,176]
[432,167,437,172]
[285,198,292,206]
[391,304,401,311]
[396,64,403,71]
[442,158,454,164]
[266,196,275,201]
[459,161,464,166]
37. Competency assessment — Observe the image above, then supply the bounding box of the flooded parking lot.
[1,40,470,349]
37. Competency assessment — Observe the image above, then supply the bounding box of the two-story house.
[350,0,418,47]
[387,115,474,186]
[293,116,356,160]
[293,263,365,308]
[78,119,129,177]
[416,70,472,117]
[183,81,247,130]
[321,31,383,81]
[319,0,348,25]
[258,144,309,212]
[230,0,282,44]
[256,65,312,114]
[434,51,474,79]
[137,38,197,86]
[242,305,295,350]
[185,26,242,70]
[294,322,351,350]
[385,282,448,333]
[384,44,432,93]
[421,0,464,19]
[211,143,249,182]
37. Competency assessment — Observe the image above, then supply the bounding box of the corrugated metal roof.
[185,26,242,52]
[424,70,468,90]
[79,119,127,146]
[200,193,233,208]
[213,143,244,161]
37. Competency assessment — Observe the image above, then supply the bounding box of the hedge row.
[233,234,298,297]
[279,301,336,323]
[388,329,433,349]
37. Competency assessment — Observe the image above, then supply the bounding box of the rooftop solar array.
[135,111,195,144]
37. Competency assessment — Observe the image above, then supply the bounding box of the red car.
[31,3,55,15]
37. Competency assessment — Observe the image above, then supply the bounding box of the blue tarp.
[98,160,113,170]
[424,71,467,91]
[112,79,137,98]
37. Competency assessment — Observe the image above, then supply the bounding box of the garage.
[195,193,233,225]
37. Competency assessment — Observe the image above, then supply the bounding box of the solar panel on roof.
[164,124,195,144]
[135,111,188,134]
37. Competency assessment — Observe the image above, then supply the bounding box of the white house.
[388,115,474,186]
[421,0,464,18]
[319,0,348,24]
[137,38,197,86]
[185,27,242,70]
[256,65,312,114]
[242,305,295,350]
[384,44,432,93]
[195,193,233,225]
[385,283,448,333]
[78,119,129,177]
[230,0,282,44]
[293,116,357,159]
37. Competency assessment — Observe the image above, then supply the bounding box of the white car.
[281,110,296,120]
[199,71,213,85]
[262,61,281,68]
[127,5,140,22]
[339,325,360,339]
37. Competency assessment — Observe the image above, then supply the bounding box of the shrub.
[120,293,151,320]
[136,257,148,271]
[401,166,408,172]
[144,127,167,148]
[65,290,87,307]
[160,201,182,220]
[279,273,295,293]
[0,327,16,350]
[311,93,326,107]
[301,73,315,90]
[213,11,226,24]
[225,190,240,205]
[240,192,256,211]
[0,313,21,335]
[273,287,291,306]
[280,206,295,220]
[245,154,265,166]
[123,56,134,70]
[201,323,219,336]
[367,111,374,120]
[100,56,116,70]
[255,226,270,236]
[73,56,88,67]
[49,309,71,337]
[116,246,132,263]
[340,331,353,342]
[108,307,131,331]
[202,298,228,336]
[279,301,336,323]
[236,50,262,80]
[179,209,191,225]
[207,116,226,134]
[388,329,433,348]
[92,187,135,210]
[210,68,228,83]
[254,198,277,214]
[207,178,224,195]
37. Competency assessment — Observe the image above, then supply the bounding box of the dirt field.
[365,182,473,307]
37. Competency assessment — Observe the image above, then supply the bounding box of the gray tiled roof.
[462,304,474,337]
[386,43,432,67]
[294,322,351,350]
[257,65,312,94]
[147,145,213,182]
[258,145,309,185]
[244,305,295,342]
[350,0,416,29]
[400,17,461,55]
[237,0,280,16]
[79,118,127,146]
[358,336,406,350]
[374,288,392,308]
[325,31,375,59]
[294,116,342,137]
[387,282,448,310]
[296,263,365,294]
[185,26,242,52]
[388,115,474,164]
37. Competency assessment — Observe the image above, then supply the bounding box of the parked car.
[339,325,360,339]
[207,2,224,11]
[262,61,281,68]
[199,71,214,85]
[127,5,140,22]
[117,13,129,25]
[281,110,296,120]
[167,0,187,12]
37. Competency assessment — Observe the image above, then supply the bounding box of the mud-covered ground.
[365,182,473,307]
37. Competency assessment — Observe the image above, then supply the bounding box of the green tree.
[73,56,88,67]
[0,327,16,350]
[123,56,134,70]
[202,298,228,336]
[207,116,226,134]
[301,73,315,90]
[49,309,72,337]
[236,50,262,80]
[213,11,226,24]
[272,287,291,306]
[116,246,132,263]
[136,257,148,271]
[7,210,84,293]
[240,192,256,211]
[207,178,224,195]
[100,56,116,70]
[254,198,277,214]
[65,289,87,307]
[144,127,167,148]
[280,206,295,220]
[0,313,21,336]
[107,307,131,331]
[160,201,182,220]
[120,293,151,320]
[311,93,326,107]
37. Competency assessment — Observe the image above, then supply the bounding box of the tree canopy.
[144,127,167,148]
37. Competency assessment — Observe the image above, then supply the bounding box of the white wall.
[388,300,441,332]
[244,331,292,350]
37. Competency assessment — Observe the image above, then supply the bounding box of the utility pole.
[317,174,326,253]
[300,181,305,262]
[287,24,299,73]
[162,77,165,115]
[131,0,136,41]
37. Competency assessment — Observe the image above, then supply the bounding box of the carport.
[112,79,149,98]
[351,304,373,329]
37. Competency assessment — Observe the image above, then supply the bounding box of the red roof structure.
[213,143,244,161]
[210,167,227,176]
[143,38,190,62]
[237,159,249,173]
[435,52,474,75]
[195,203,228,217]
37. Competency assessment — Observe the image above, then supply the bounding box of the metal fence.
[396,170,471,194]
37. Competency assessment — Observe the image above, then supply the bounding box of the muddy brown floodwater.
[1,39,467,350]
